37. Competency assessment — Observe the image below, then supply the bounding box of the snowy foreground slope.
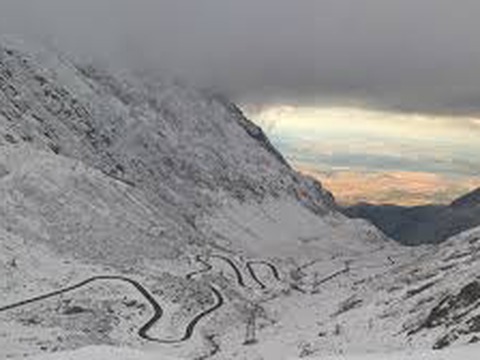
[1,39,480,359]
[316,343,480,360]
[23,343,480,360]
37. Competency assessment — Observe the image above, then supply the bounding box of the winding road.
[185,255,213,280]
[246,260,281,289]
[186,255,246,287]
[0,276,222,344]
[210,255,246,287]
[141,285,224,343]
[0,254,282,344]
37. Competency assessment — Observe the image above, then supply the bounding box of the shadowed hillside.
[343,188,480,245]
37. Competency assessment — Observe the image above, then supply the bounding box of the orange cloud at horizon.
[248,105,480,206]
[296,163,480,206]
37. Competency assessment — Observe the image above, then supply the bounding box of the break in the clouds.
[2,0,480,115]
[253,106,480,176]
[250,106,480,204]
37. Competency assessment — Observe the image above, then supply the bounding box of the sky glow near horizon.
[248,105,480,205]
[2,1,480,205]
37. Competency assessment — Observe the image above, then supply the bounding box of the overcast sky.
[1,0,480,115]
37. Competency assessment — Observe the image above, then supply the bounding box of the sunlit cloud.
[247,105,480,204]
[471,119,480,127]
[297,164,480,206]
[251,105,480,144]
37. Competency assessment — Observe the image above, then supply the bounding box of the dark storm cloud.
[1,0,480,114]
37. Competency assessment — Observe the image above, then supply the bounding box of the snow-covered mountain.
[0,38,344,259]
[1,39,480,360]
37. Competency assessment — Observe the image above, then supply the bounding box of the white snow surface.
[25,346,181,360]
[1,38,480,359]
[308,343,480,360]
[25,343,480,360]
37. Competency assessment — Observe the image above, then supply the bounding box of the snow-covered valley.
[0,38,480,359]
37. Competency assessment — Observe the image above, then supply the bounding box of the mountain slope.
[0,39,390,359]
[343,187,480,245]
[0,38,341,257]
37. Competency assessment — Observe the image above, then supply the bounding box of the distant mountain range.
[343,188,480,245]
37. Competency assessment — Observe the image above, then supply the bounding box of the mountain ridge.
[343,187,480,245]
